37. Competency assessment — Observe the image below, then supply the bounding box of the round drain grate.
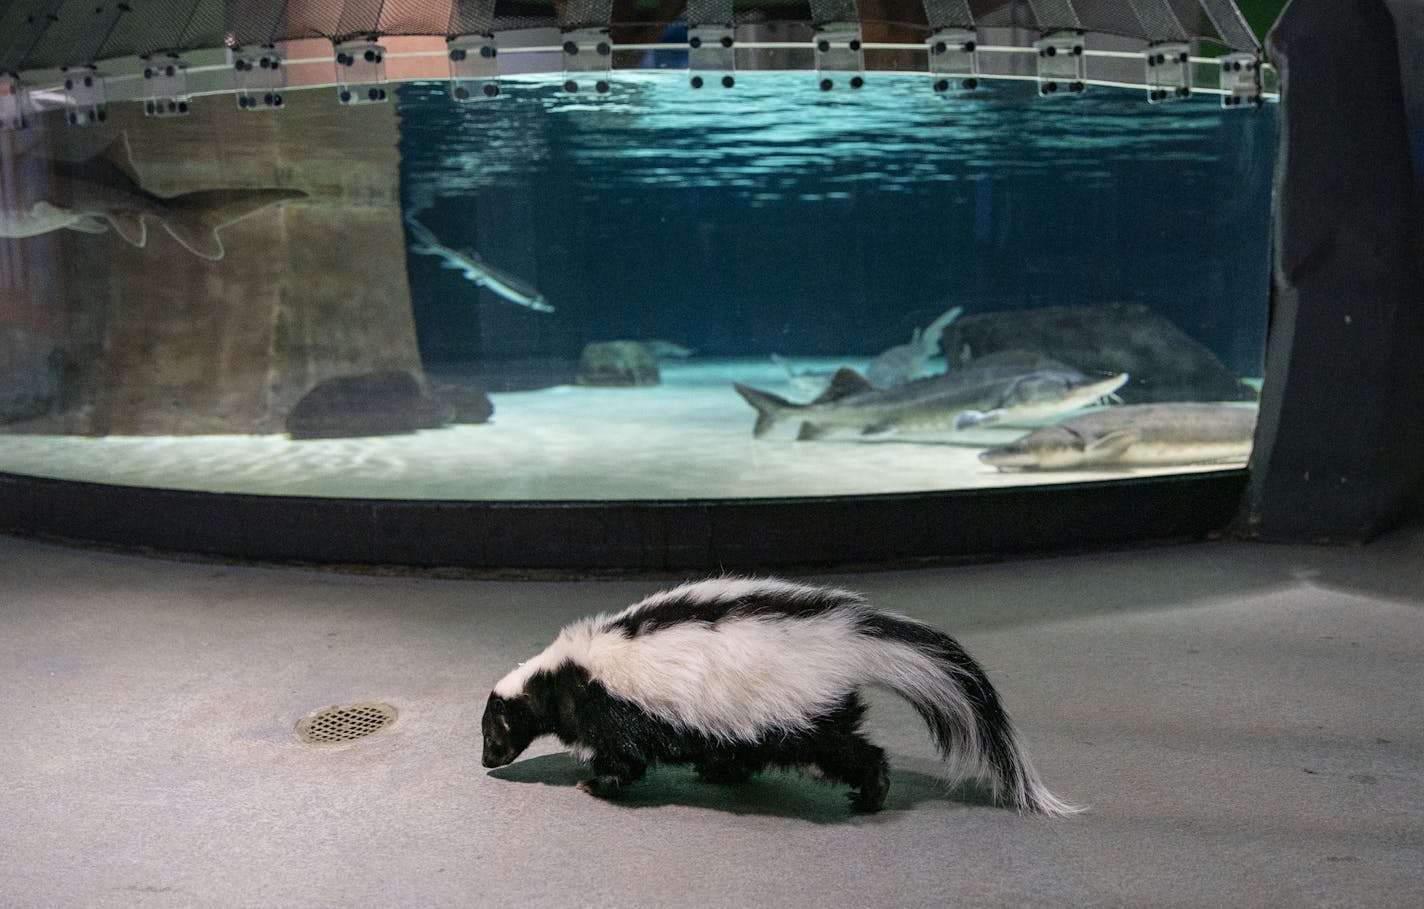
[296,702,397,743]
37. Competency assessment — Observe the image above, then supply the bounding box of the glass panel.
[0,65,1274,501]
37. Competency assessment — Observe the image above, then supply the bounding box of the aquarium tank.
[0,0,1279,563]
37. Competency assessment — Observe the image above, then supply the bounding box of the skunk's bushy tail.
[858,612,1083,817]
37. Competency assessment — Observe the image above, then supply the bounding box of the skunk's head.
[481,691,539,768]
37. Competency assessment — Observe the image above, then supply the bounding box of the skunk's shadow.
[488,752,996,824]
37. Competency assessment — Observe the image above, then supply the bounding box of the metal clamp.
[142,55,190,117]
[687,26,735,89]
[61,66,105,125]
[813,24,865,91]
[926,27,978,94]
[1218,52,1261,108]
[334,40,388,105]
[233,47,285,110]
[448,34,501,101]
[1144,42,1191,103]
[561,27,613,94]
[1033,34,1086,97]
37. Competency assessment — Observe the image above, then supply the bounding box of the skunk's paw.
[576,776,622,799]
[850,768,890,813]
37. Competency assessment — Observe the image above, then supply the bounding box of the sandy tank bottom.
[0,359,1251,500]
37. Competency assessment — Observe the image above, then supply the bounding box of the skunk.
[481,577,1080,815]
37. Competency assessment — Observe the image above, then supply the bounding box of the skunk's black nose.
[483,751,511,768]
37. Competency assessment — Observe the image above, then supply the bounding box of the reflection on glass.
[0,73,1273,500]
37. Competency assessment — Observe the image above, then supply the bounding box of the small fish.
[0,134,306,260]
[404,215,554,313]
[644,340,696,359]
[866,305,963,389]
[734,365,1128,440]
[980,403,1258,470]
[770,354,839,397]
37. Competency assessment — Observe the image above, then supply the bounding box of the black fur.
[856,612,1027,803]
[483,661,892,812]
[482,582,1077,815]
[603,584,856,638]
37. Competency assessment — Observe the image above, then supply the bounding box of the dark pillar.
[1243,0,1424,541]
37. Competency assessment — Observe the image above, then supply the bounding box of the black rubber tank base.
[0,470,1248,573]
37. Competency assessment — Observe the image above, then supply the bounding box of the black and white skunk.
[481,578,1080,816]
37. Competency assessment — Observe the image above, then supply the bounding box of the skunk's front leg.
[575,748,646,799]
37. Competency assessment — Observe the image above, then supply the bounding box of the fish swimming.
[734,366,1129,440]
[0,134,306,260]
[404,215,554,313]
[980,403,1258,470]
[644,340,696,359]
[866,305,963,389]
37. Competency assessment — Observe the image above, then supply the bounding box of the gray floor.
[2,529,1421,908]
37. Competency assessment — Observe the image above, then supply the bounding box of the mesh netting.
[809,0,858,25]
[687,0,736,26]
[1129,0,1189,43]
[0,0,1259,74]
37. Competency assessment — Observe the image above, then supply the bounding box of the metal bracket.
[0,76,30,130]
[687,26,735,89]
[61,66,105,125]
[813,24,865,91]
[926,27,978,94]
[142,55,191,117]
[1033,34,1086,97]
[233,47,285,110]
[448,34,501,101]
[334,40,389,105]
[1144,42,1191,103]
[1218,52,1261,108]
[561,28,613,94]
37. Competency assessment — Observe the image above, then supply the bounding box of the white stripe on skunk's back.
[493,578,912,741]
[592,611,881,739]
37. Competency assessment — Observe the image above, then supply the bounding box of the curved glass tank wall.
[0,0,1278,568]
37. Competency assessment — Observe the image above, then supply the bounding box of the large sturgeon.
[979,403,1258,470]
[734,366,1128,440]
[0,135,306,260]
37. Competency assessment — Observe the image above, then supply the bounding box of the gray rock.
[576,341,661,387]
[429,380,495,424]
[0,330,81,426]
[286,371,453,439]
[942,304,1256,403]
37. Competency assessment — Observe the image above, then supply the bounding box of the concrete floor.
[1,529,1421,908]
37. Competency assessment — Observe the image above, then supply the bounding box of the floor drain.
[296,703,397,743]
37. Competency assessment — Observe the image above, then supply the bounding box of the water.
[0,71,1276,500]
[399,73,1273,381]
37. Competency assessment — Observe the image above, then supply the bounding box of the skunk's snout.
[484,752,512,775]
[482,747,514,768]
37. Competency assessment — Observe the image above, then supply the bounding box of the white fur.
[494,578,978,749]
[493,577,1079,815]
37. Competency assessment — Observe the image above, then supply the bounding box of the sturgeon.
[866,305,963,389]
[979,403,1258,470]
[734,366,1128,440]
[404,215,554,313]
[0,135,306,260]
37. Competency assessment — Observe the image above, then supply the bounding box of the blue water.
[396,73,1275,387]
